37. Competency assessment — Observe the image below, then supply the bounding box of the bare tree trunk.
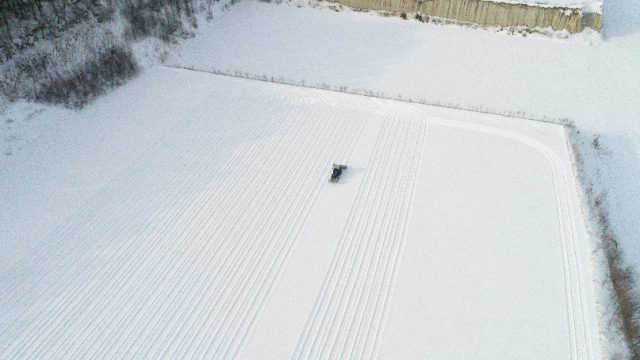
[1,9,13,44]
[50,0,60,23]
[34,0,45,17]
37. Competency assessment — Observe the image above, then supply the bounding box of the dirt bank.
[332,0,602,33]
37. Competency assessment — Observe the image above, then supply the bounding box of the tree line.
[0,0,203,60]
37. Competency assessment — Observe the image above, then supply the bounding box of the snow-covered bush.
[0,20,137,108]
[568,128,640,358]
[120,0,202,41]
[0,1,113,61]
[34,45,138,108]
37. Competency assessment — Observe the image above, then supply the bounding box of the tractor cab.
[330,164,347,182]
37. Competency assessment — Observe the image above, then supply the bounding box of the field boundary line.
[162,64,574,127]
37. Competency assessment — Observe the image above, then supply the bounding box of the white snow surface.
[169,0,640,283]
[2,0,639,357]
[0,68,601,358]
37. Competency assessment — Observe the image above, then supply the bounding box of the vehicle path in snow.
[293,118,426,359]
[0,77,366,359]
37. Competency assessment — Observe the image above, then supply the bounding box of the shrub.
[120,0,198,41]
[595,194,640,358]
[34,45,139,108]
[0,43,138,108]
[568,129,640,358]
[0,1,114,61]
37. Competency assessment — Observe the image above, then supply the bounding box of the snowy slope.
[0,68,600,358]
[169,0,640,287]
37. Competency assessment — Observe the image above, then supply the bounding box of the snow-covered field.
[169,0,640,285]
[0,67,601,358]
[2,0,639,357]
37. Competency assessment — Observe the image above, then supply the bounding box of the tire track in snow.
[425,118,596,360]
[0,93,241,340]
[227,113,367,360]
[63,103,293,360]
[295,119,401,360]
[2,97,286,358]
[294,117,426,360]
[349,118,425,360]
[99,99,318,357]
[155,108,365,360]
[96,109,317,359]
[75,103,314,360]
[0,89,256,308]
[551,150,594,360]
[2,97,282,357]
[315,121,412,360]
[325,120,420,360]
[140,108,353,359]
[1,93,367,359]
[202,117,364,360]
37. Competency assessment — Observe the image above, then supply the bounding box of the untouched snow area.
[0,68,601,358]
[170,0,640,284]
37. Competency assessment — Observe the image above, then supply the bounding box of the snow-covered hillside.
[0,68,601,358]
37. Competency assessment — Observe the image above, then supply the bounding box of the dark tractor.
[330,164,347,183]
